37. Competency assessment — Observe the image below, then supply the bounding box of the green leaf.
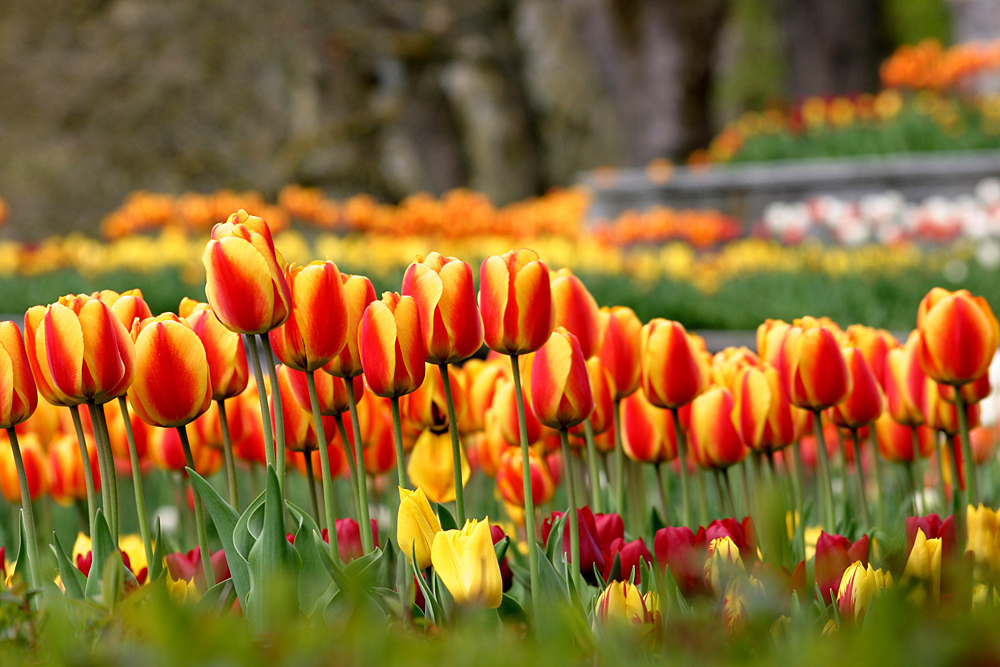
[188,468,250,605]
[286,501,332,615]
[13,511,26,583]
[149,519,165,582]
[606,552,622,585]
[544,513,568,562]
[638,557,652,596]
[50,532,85,599]
[436,503,457,532]
[100,550,125,609]
[494,536,509,564]
[234,490,267,562]
[314,530,348,590]
[246,465,301,631]
[535,544,567,601]
[411,545,444,624]
[84,510,114,600]
[196,578,238,616]
[497,593,527,624]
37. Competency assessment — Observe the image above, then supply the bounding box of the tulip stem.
[811,412,836,531]
[177,425,215,589]
[7,428,42,592]
[345,380,373,554]
[869,427,886,530]
[438,363,466,525]
[738,464,752,521]
[937,432,949,512]
[906,460,919,516]
[390,397,407,490]
[306,371,340,562]
[712,469,728,516]
[583,420,602,513]
[723,469,738,518]
[696,470,709,526]
[87,400,119,544]
[68,406,97,538]
[954,390,979,507]
[259,335,286,499]
[669,408,692,527]
[510,353,541,615]
[304,449,320,524]
[217,399,240,512]
[244,335,276,471]
[655,463,670,524]
[558,428,581,592]
[790,440,805,534]
[849,429,872,529]
[117,396,153,577]
[612,399,626,519]
[334,413,361,521]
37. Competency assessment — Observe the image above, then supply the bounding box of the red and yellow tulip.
[479,249,554,356]
[359,293,426,398]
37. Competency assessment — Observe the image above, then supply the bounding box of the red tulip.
[917,288,999,386]
[542,507,605,582]
[733,364,796,453]
[688,387,747,469]
[640,319,709,410]
[596,306,642,399]
[815,531,869,604]
[706,517,757,566]
[47,432,100,505]
[594,512,625,547]
[786,318,852,411]
[182,300,249,401]
[286,369,363,417]
[875,414,935,463]
[845,325,897,389]
[490,525,514,591]
[603,537,653,584]
[462,358,506,434]
[905,514,956,561]
[831,347,884,428]
[496,446,554,508]
[620,390,676,463]
[0,433,47,502]
[550,268,601,359]
[359,293,426,398]
[165,547,231,593]
[530,328,594,430]
[492,377,543,446]
[885,331,927,427]
[269,260,350,372]
[654,525,708,596]
[95,289,153,332]
[323,274,376,379]
[924,378,979,435]
[271,365,337,452]
[479,249,554,355]
[939,373,991,405]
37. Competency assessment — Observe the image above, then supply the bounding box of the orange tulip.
[640,319,709,409]
[491,377,543,446]
[234,381,268,466]
[939,374,991,406]
[496,446,555,508]
[0,322,38,430]
[182,300,249,401]
[479,249,554,355]
[47,432,100,505]
[103,399,153,470]
[268,260,349,372]
[24,297,135,406]
[845,325,896,389]
[0,433,46,502]
[202,209,292,335]
[530,328,594,430]
[923,378,979,435]
[712,347,760,391]
[917,288,999,386]
[476,408,511,478]
[620,390,677,463]
[596,306,642,399]
[689,387,747,469]
[885,332,927,427]
[127,315,212,428]
[786,318,852,411]
[359,293,426,398]
[149,426,222,476]
[756,319,792,379]
[16,399,60,449]
[271,365,337,452]
[323,274,376,379]
[831,348,884,429]
[290,444,347,481]
[402,252,484,365]
[550,268,601,359]
[732,363,797,453]
[400,363,466,433]
[94,289,153,332]
[285,367,363,416]
[570,357,615,437]
[875,415,934,463]
[462,358,506,433]
[362,407,397,477]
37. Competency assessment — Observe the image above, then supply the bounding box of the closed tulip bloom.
[362,415,396,476]
[492,377,543,446]
[831,348,884,428]
[359,293,426,398]
[496,446,555,508]
[182,300,249,401]
[402,252,484,365]
[24,298,135,407]
[917,288,999,386]
[654,525,708,596]
[966,505,1000,583]
[689,387,747,469]
[323,274,376,379]
[407,429,469,503]
[290,445,347,481]
[885,331,927,427]
[0,323,38,429]
[400,363,466,432]
[48,433,100,505]
[530,328,594,430]
[906,514,956,562]
[939,373,992,406]
[286,369,363,416]
[542,507,606,580]
[595,581,659,627]
[706,517,758,566]
[398,486,443,569]
[845,325,897,389]
[733,364,795,453]
[711,347,760,391]
[640,319,709,409]
[202,209,291,335]
[901,528,943,604]
[785,319,852,411]
[603,537,653,584]
[621,390,677,463]
[149,426,222,476]
[570,357,615,437]
[837,561,892,622]
[875,415,935,463]
[234,381,268,466]
[0,433,47,502]
[463,358,506,433]
[106,400,155,467]
[816,531,870,604]
[268,260,349,372]
[431,518,503,608]
[271,365,335,452]
[95,289,153,331]
[924,378,979,435]
[479,249,555,355]
[128,315,212,428]
[756,319,792,377]
[596,306,642,399]
[550,268,601,359]
[475,410,510,478]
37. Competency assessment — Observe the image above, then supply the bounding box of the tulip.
[550,268,601,359]
[286,369,362,418]
[885,332,927,427]
[597,306,642,399]
[496,446,555,509]
[489,525,514,591]
[47,432,100,506]
[923,378,979,436]
[492,377,543,447]
[654,525,708,597]
[202,209,291,335]
[572,356,615,511]
[149,426,223,477]
[706,517,757,566]
[462,358,506,434]
[430,518,503,608]
[0,433,46,503]
[756,319,792,378]
[704,536,745,594]
[595,581,659,628]
[475,409,509,478]
[165,547,232,594]
[603,537,653,584]
[268,260,349,372]
[595,512,625,547]
[732,364,797,453]
[407,429,469,504]
[837,561,891,622]
[96,289,153,332]
[906,514,956,562]
[332,518,379,563]
[689,387,747,470]
[876,415,935,464]
[542,507,606,583]
[480,249,554,357]
[397,486,443,569]
[966,504,1000,584]
[845,325,896,389]
[901,528,943,604]
[723,577,764,636]
[711,347,760,391]
[939,374,992,406]
[621,390,677,463]
[815,531,869,604]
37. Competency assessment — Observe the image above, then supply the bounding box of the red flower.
[654,525,708,596]
[815,531,869,604]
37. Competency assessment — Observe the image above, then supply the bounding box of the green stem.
[116,396,153,576]
[217,399,239,512]
[559,429,580,592]
[812,411,836,531]
[849,429,872,529]
[306,371,340,561]
[510,354,540,614]
[438,363,465,524]
[696,470,709,526]
[304,448,320,523]
[655,463,670,523]
[177,425,214,588]
[739,462,752,521]
[87,400,118,544]
[955,390,979,507]
[612,398,626,517]
[390,397,407,490]
[937,432,949,512]
[335,413,361,521]
[583,419,602,512]
[68,405,96,538]
[8,428,42,591]
[244,335,275,470]
[259,335,286,498]
[790,440,805,532]
[869,427,886,531]
[906,460,918,517]
[712,469,728,516]
[670,407,691,527]
[345,380,373,554]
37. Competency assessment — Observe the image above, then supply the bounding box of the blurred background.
[1,0,999,329]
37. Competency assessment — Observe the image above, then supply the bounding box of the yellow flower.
[397,486,443,570]
[166,573,201,603]
[804,526,823,561]
[704,536,744,594]
[595,580,658,627]
[901,528,942,604]
[837,561,892,622]
[119,534,148,579]
[431,517,502,608]
[407,429,470,503]
[72,532,92,563]
[967,504,1000,583]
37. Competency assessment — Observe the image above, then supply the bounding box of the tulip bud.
[286,368,362,417]
[400,363,466,433]
[290,445,346,482]
[150,426,222,476]
[323,274,376,379]
[621,389,677,463]
[479,249,555,355]
[96,289,153,332]
[845,325,896,389]
[604,537,653,584]
[654,525,708,597]
[595,580,659,627]
[640,319,709,409]
[815,531,870,604]
[359,293,426,398]
[837,561,891,622]
[530,328,595,430]
[492,377,543,446]
[901,528,943,604]
[831,347,884,429]
[711,347,760,391]
[268,260,349,372]
[704,536,745,594]
[596,306,642,399]
[402,252,484,365]
[917,288,999,386]
[398,486,442,569]
[550,268,601,359]
[407,429,469,503]
[733,364,796,453]
[689,387,747,469]
[202,209,292,335]
[333,518,379,563]
[496,446,555,509]
[542,507,606,581]
[271,365,336,452]
[431,518,503,608]
[462,358,506,434]
[885,331,927,427]
[923,378,979,435]
[906,514,956,562]
[0,433,47,502]
[939,373,991,405]
[875,415,934,463]
[785,318,852,411]
[966,504,1000,584]
[183,301,249,401]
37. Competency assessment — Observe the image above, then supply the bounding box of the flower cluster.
[881,39,1000,91]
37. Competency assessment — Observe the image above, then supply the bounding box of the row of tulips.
[2,207,1000,644]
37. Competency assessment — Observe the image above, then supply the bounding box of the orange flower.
[462,358,506,433]
[845,325,896,390]
[620,390,676,463]
[875,415,934,463]
[479,249,555,355]
[182,300,249,401]
[400,363,467,433]
[786,318,852,411]
[0,322,38,430]
[323,274,376,379]
[127,314,212,428]
[550,268,601,359]
[475,408,511,478]
[938,374,992,406]
[149,426,222,476]
[290,444,347,481]
[530,328,594,430]
[0,433,46,502]
[640,319,709,409]
[359,293,426,398]
[596,306,642,399]
[402,252,484,365]
[491,378,543,446]
[688,387,747,469]
[885,331,927,427]
[268,260,350,372]
[831,348,884,429]
[285,368,362,416]
[94,289,153,332]
[496,446,555,508]
[271,365,336,453]
[47,432,100,506]
[24,297,135,406]
[202,209,292,335]
[570,356,615,437]
[917,288,999,386]
[732,363,797,453]
[923,378,979,435]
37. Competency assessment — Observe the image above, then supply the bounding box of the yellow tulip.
[407,429,470,503]
[166,572,201,603]
[704,536,744,594]
[397,486,443,570]
[837,561,892,622]
[430,517,502,608]
[595,580,659,627]
[901,528,942,604]
[966,504,1000,583]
